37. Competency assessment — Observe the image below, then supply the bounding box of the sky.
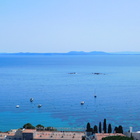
[0,0,140,53]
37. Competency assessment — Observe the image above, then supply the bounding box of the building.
[2,129,85,140]
[125,131,140,140]
[94,133,125,140]
[0,133,7,140]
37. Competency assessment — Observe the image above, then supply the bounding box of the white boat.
[81,101,85,105]
[30,98,34,102]
[38,104,42,108]
[16,105,20,108]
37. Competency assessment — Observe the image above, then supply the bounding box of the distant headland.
[0,51,140,55]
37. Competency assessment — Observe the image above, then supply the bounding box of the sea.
[0,54,140,132]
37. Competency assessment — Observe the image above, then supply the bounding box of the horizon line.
[1,51,140,53]
[0,51,140,55]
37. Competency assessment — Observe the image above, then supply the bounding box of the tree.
[23,123,35,129]
[99,122,102,133]
[36,124,44,131]
[36,124,44,128]
[114,127,118,133]
[114,125,123,134]
[118,125,123,134]
[93,125,98,133]
[86,122,91,132]
[108,124,112,133]
[44,126,57,131]
[103,119,107,133]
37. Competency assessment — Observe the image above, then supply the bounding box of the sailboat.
[94,89,97,98]
[94,94,97,98]
[16,105,20,108]
[80,101,85,105]
[38,104,42,108]
[30,98,34,102]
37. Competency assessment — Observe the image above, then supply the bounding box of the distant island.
[0,51,140,55]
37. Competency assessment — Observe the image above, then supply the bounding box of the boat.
[38,104,42,108]
[16,105,20,108]
[94,89,97,98]
[30,98,34,102]
[68,72,77,74]
[81,101,85,105]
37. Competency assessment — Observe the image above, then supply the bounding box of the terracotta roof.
[22,129,36,133]
[0,133,8,138]
[34,131,84,140]
[95,133,125,140]
[1,129,85,140]
[6,133,15,136]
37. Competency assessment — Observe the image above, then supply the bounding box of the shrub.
[23,123,35,129]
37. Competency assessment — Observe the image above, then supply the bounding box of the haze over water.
[0,54,140,132]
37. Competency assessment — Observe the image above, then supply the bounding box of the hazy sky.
[0,0,140,53]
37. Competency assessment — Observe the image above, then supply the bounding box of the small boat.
[38,104,42,108]
[94,89,97,98]
[16,105,20,108]
[30,98,34,102]
[68,72,77,74]
[81,101,85,105]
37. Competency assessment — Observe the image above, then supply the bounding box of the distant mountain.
[67,51,86,54]
[67,51,109,55]
[88,51,109,55]
[0,51,110,55]
[0,51,140,55]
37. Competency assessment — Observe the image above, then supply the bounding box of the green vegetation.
[114,126,123,133]
[23,123,35,129]
[23,123,57,131]
[99,122,102,133]
[108,124,112,133]
[44,126,57,131]
[103,119,107,133]
[86,122,92,132]
[93,125,98,133]
[86,119,124,134]
[36,124,44,131]
[36,124,44,128]
[102,136,133,140]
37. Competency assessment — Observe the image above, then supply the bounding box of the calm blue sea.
[0,54,140,132]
